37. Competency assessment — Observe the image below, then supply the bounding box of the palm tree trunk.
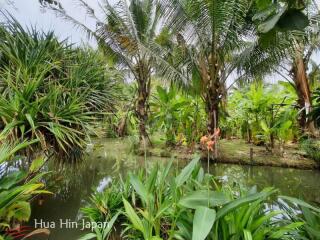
[136,81,151,145]
[292,54,316,134]
[206,86,220,134]
[135,60,151,146]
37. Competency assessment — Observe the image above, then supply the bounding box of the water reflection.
[210,163,320,204]
[29,138,320,240]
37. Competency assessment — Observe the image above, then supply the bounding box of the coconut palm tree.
[154,0,254,134]
[47,0,164,145]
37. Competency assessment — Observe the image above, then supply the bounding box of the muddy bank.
[148,139,319,170]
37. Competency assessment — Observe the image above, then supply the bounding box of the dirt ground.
[149,139,319,170]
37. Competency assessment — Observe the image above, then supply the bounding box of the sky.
[0,0,319,85]
[0,0,103,46]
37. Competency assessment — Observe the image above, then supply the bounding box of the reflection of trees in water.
[28,139,320,239]
[29,155,120,239]
[29,147,138,221]
[30,161,98,219]
[210,164,320,204]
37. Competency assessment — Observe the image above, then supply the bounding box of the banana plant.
[151,86,206,146]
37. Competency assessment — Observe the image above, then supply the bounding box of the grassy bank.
[146,138,318,170]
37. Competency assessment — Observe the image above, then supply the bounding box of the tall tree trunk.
[206,85,220,134]
[292,54,316,134]
[136,82,151,145]
[135,61,151,146]
[201,52,221,135]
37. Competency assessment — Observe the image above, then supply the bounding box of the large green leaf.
[277,10,309,31]
[0,171,27,190]
[122,198,144,232]
[175,156,200,187]
[256,4,287,33]
[130,174,149,204]
[243,229,253,240]
[216,188,276,219]
[179,190,229,209]
[279,196,320,213]
[192,207,216,240]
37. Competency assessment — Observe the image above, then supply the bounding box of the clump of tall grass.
[0,15,122,161]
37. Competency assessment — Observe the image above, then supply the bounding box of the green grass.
[145,134,318,169]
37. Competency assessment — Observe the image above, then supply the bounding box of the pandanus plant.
[0,15,120,159]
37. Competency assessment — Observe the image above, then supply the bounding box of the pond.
[29,138,320,240]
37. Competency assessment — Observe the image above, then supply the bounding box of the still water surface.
[29,138,320,240]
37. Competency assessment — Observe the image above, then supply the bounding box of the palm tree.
[156,0,254,134]
[47,0,162,145]
[240,1,320,134]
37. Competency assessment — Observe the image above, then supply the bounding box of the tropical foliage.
[0,1,319,239]
[243,0,320,134]
[0,16,121,159]
[47,0,167,145]
[150,86,206,146]
[0,137,49,239]
[223,82,298,152]
[42,0,320,145]
[79,156,319,240]
[156,0,256,133]
[279,196,320,240]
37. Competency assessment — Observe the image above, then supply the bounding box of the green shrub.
[0,16,121,159]
[301,139,320,163]
[79,156,311,240]
[0,139,49,238]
